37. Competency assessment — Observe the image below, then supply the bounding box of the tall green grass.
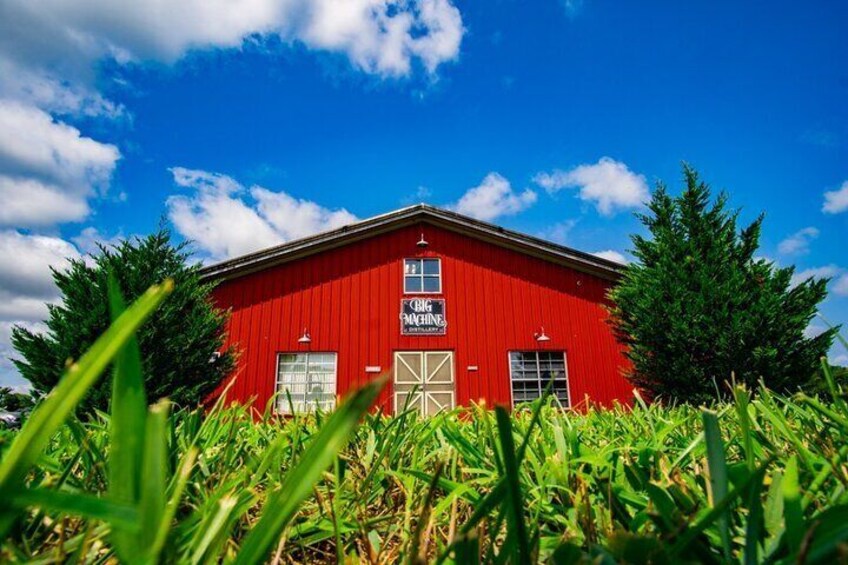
[1,283,847,563]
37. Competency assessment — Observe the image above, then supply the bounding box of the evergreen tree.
[11,229,234,411]
[609,165,836,403]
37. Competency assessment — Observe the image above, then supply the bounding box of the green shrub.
[10,229,234,411]
[609,165,836,403]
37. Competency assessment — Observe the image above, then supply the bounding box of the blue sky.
[1,1,847,387]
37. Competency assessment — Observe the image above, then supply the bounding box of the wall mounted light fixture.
[298,328,312,344]
[534,327,551,342]
[417,232,429,248]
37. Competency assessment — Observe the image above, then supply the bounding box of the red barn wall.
[209,223,633,413]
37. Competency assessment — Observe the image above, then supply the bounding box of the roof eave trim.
[199,205,624,282]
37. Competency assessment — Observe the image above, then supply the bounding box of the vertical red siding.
[211,224,633,413]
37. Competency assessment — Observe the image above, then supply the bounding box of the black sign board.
[400,298,447,335]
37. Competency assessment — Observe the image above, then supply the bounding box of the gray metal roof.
[199,203,625,282]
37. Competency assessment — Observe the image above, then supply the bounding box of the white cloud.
[831,354,848,367]
[402,185,432,205]
[822,181,848,214]
[0,59,125,120]
[0,0,463,258]
[0,0,463,237]
[0,176,91,227]
[0,101,120,227]
[253,187,358,240]
[0,230,80,303]
[592,250,628,264]
[538,220,577,244]
[0,230,86,388]
[534,157,649,216]
[804,323,827,339]
[778,226,819,256]
[71,227,125,256]
[301,0,464,75]
[0,101,119,189]
[835,274,848,297]
[0,0,464,90]
[451,173,537,221]
[167,167,357,261]
[791,265,841,285]
[791,264,848,297]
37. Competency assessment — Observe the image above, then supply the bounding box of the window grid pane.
[403,258,442,293]
[422,276,440,292]
[405,276,422,292]
[422,259,440,275]
[509,351,568,407]
[276,352,337,414]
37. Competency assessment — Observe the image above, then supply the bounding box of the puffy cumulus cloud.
[0,101,120,227]
[299,0,463,75]
[0,101,119,188]
[0,0,462,240]
[0,227,129,386]
[534,157,649,216]
[0,229,85,387]
[790,264,848,297]
[777,226,819,256]
[822,181,848,214]
[167,169,282,260]
[0,59,125,120]
[0,230,79,305]
[253,187,358,240]
[592,250,628,264]
[0,0,464,87]
[451,173,537,222]
[167,167,357,261]
[0,176,91,227]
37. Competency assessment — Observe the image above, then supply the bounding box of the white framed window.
[404,258,441,294]
[509,351,569,407]
[276,352,337,413]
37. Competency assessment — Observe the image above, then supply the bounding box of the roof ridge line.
[199,203,624,281]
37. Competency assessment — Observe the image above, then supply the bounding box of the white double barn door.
[393,351,455,416]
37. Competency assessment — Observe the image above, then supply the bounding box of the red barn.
[201,204,633,415]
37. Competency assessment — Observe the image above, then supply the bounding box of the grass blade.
[139,400,170,555]
[10,488,139,531]
[702,409,731,561]
[0,280,172,537]
[149,447,198,563]
[670,459,770,558]
[782,455,804,554]
[448,531,480,565]
[743,464,765,565]
[495,406,531,564]
[406,461,444,565]
[233,375,387,564]
[107,274,149,559]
